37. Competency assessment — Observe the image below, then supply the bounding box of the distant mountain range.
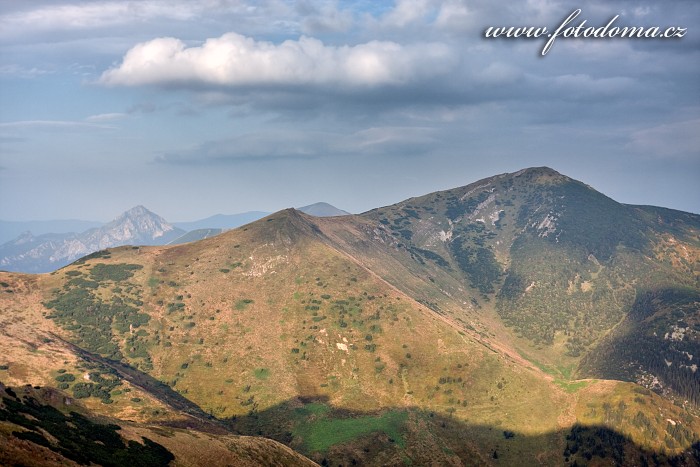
[0,206,184,273]
[0,219,103,244]
[0,203,350,272]
[172,211,270,231]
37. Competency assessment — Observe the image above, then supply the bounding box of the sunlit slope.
[33,210,559,429]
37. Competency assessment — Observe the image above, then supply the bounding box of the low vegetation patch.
[44,270,152,367]
[90,263,143,282]
[294,409,408,453]
[529,360,591,393]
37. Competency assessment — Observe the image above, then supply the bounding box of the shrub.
[90,263,143,282]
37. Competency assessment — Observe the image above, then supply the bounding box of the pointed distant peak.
[106,206,175,232]
[298,202,351,217]
[113,205,162,222]
[123,205,153,216]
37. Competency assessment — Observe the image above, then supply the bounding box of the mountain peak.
[297,202,350,217]
[106,206,178,238]
[509,166,567,181]
[119,205,157,219]
[520,166,560,175]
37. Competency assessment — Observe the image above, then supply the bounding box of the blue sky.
[0,0,698,222]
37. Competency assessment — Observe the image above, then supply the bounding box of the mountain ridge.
[0,219,103,245]
[0,167,698,465]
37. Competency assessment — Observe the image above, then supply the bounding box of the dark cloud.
[154,126,439,166]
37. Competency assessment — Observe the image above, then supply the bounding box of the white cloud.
[435,1,473,32]
[85,113,127,122]
[99,32,455,88]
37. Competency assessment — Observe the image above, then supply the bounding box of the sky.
[0,0,698,223]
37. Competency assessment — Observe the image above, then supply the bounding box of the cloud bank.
[99,33,455,88]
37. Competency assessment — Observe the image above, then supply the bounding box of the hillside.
[0,167,698,465]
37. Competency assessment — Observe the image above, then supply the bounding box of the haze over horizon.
[1,0,698,222]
